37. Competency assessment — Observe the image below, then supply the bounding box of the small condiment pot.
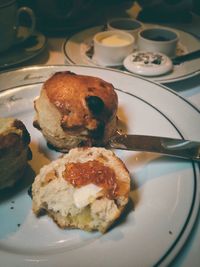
[137,27,179,57]
[93,30,135,66]
[107,17,143,40]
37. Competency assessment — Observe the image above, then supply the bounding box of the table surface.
[0,11,200,267]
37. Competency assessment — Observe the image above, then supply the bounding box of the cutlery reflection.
[172,49,200,65]
[108,133,200,162]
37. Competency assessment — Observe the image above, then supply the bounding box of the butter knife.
[109,134,200,162]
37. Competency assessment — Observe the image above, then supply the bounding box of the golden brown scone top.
[43,71,118,131]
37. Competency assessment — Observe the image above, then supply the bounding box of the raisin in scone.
[32,147,130,233]
[0,117,32,190]
[33,71,118,152]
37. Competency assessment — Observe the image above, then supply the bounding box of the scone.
[33,71,118,152]
[0,117,32,190]
[32,147,130,233]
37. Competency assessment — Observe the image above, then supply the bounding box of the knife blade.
[108,134,200,162]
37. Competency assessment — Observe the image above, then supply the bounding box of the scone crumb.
[42,170,57,186]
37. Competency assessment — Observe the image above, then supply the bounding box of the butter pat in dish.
[100,34,132,46]
[93,30,135,66]
[32,147,130,233]
[123,51,173,76]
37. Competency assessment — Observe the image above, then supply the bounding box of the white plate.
[0,65,199,267]
[63,25,200,83]
[0,31,47,70]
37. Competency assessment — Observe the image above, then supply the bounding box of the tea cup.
[0,0,35,53]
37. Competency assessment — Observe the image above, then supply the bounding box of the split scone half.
[32,147,130,233]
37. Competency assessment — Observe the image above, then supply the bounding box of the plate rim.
[0,64,199,114]
[62,24,200,84]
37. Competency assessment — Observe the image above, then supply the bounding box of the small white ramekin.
[137,27,179,57]
[107,17,143,40]
[93,30,135,66]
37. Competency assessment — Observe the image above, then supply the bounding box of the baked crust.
[43,71,117,128]
[0,118,31,158]
[0,117,32,190]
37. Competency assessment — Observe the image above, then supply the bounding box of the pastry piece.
[33,71,118,152]
[32,147,130,233]
[0,117,32,190]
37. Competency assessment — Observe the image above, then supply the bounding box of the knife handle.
[172,49,200,65]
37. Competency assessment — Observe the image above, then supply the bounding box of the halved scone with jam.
[32,147,130,233]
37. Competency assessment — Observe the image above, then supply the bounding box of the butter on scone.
[33,71,118,152]
[0,117,32,190]
[32,147,130,233]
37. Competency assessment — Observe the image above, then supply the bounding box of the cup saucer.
[0,31,47,70]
